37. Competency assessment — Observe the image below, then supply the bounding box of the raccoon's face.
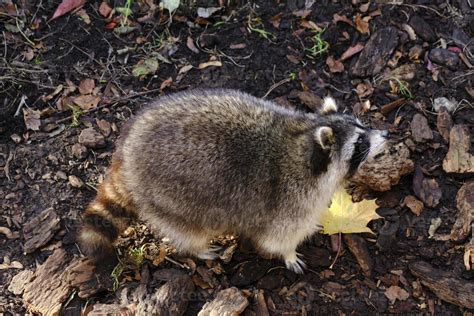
[314,97,387,178]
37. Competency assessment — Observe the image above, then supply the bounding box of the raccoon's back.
[120,90,312,228]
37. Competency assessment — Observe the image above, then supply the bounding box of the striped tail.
[77,158,136,263]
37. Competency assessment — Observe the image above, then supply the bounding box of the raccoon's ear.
[315,126,335,150]
[320,97,338,115]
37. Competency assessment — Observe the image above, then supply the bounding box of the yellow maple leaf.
[320,189,382,235]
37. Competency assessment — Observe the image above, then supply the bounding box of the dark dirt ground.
[1,0,473,315]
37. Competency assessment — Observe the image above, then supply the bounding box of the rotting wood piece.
[136,274,195,315]
[23,248,73,315]
[23,207,61,254]
[351,27,399,77]
[198,287,249,316]
[344,234,374,277]
[450,181,474,242]
[409,261,474,309]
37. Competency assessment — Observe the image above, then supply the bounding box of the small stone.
[411,114,433,142]
[404,195,424,216]
[78,127,105,148]
[5,192,16,200]
[71,143,88,159]
[429,48,459,69]
[68,175,84,188]
[55,171,68,181]
[433,97,457,113]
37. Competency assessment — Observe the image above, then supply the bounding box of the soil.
[1,0,473,315]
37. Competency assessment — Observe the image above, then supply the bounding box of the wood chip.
[409,261,474,309]
[78,127,106,148]
[344,234,373,277]
[23,249,73,315]
[450,181,474,242]
[352,27,399,77]
[136,274,195,315]
[436,107,453,143]
[352,142,414,191]
[8,270,34,295]
[23,207,61,254]
[412,167,442,208]
[411,114,433,142]
[198,287,249,316]
[403,195,424,216]
[296,90,322,111]
[442,125,474,173]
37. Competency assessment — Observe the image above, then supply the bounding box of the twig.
[262,78,292,99]
[329,233,342,269]
[14,95,28,117]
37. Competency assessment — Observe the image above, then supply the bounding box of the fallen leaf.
[52,0,86,20]
[403,195,424,216]
[98,1,112,18]
[187,36,199,54]
[293,10,311,18]
[198,60,222,69]
[197,7,221,18]
[412,166,442,208]
[340,43,364,61]
[443,125,474,173]
[320,189,381,235]
[0,261,23,270]
[72,95,101,111]
[333,13,354,27]
[354,14,371,34]
[23,108,41,131]
[23,47,35,61]
[270,13,283,29]
[75,8,91,24]
[355,81,374,98]
[161,0,180,13]
[428,217,442,238]
[300,20,323,32]
[160,77,173,90]
[132,58,159,77]
[78,78,95,95]
[326,56,344,73]
[384,285,409,304]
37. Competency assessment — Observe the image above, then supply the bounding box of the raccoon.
[77,89,386,273]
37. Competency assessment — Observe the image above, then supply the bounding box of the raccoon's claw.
[196,245,222,260]
[285,253,306,274]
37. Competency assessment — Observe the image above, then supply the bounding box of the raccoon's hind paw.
[196,245,222,260]
[285,253,306,274]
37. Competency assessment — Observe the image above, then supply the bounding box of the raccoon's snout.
[367,130,387,159]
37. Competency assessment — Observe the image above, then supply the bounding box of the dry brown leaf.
[270,13,283,29]
[198,60,222,69]
[23,108,41,131]
[340,43,364,61]
[354,14,371,34]
[300,20,323,32]
[403,195,424,216]
[23,47,35,61]
[293,9,311,18]
[355,81,374,98]
[99,1,112,18]
[384,285,409,304]
[333,13,354,27]
[186,36,199,54]
[160,77,173,91]
[326,56,344,73]
[72,95,101,111]
[75,8,90,24]
[52,0,86,20]
[78,79,95,95]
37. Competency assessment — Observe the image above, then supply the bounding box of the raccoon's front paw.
[196,245,222,260]
[284,252,306,274]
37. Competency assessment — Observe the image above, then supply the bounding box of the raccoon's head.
[313,97,387,179]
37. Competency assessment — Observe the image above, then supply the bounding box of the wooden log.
[351,27,399,77]
[136,274,195,315]
[23,248,73,315]
[198,287,249,316]
[409,261,474,309]
[23,207,61,254]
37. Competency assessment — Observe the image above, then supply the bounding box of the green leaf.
[132,58,159,77]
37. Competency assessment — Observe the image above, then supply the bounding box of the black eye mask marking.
[349,133,370,175]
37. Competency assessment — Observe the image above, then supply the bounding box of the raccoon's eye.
[356,135,364,144]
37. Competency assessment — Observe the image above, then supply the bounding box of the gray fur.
[119,89,386,273]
